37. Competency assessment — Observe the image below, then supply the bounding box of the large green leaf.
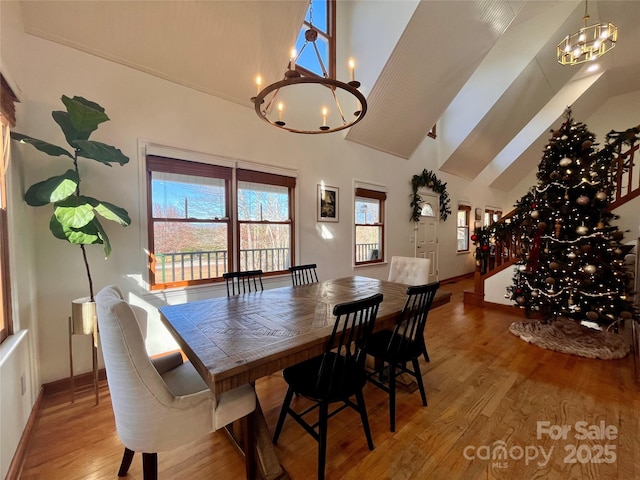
[93,199,131,226]
[92,216,112,257]
[49,214,102,246]
[24,170,79,206]
[52,110,91,145]
[10,132,73,159]
[54,196,95,229]
[61,95,109,136]
[75,140,129,166]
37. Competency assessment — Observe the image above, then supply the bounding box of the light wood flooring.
[20,278,639,479]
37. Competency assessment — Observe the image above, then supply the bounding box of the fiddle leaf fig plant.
[11,95,131,301]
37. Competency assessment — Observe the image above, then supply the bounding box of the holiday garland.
[410,169,451,221]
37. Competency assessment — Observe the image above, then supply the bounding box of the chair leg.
[422,339,430,362]
[118,448,135,477]
[317,402,329,480]
[142,452,157,480]
[412,358,428,406]
[273,386,294,444]
[354,389,374,450]
[242,412,256,480]
[389,364,396,432]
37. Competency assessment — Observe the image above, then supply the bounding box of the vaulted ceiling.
[17,0,640,191]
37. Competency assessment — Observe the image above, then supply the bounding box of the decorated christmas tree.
[506,109,638,328]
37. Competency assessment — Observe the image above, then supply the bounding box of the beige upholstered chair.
[96,285,257,480]
[388,256,431,285]
[387,256,433,362]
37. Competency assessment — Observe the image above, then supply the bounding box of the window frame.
[354,187,386,266]
[457,204,471,253]
[0,121,12,343]
[484,208,502,227]
[295,0,336,79]
[146,154,296,291]
[236,169,296,274]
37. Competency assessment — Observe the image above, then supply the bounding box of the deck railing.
[156,243,379,283]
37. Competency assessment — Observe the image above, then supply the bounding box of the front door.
[415,192,438,282]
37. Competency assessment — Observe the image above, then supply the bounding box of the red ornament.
[481,245,489,251]
[471,234,477,242]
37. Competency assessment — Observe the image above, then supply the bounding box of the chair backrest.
[289,264,319,286]
[388,282,440,358]
[388,256,431,285]
[96,285,214,453]
[316,293,383,394]
[223,270,264,296]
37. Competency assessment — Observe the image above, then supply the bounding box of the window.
[237,170,295,272]
[295,0,335,78]
[0,120,12,343]
[483,208,502,227]
[147,156,295,290]
[457,204,471,252]
[355,188,386,265]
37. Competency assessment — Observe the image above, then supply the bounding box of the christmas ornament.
[545,277,555,284]
[576,195,590,205]
[576,225,589,235]
[559,158,572,167]
[550,262,560,270]
[586,311,599,321]
[595,191,607,201]
[516,296,526,305]
[531,210,539,219]
[582,140,593,149]
[583,264,596,274]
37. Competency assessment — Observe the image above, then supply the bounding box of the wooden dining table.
[159,275,450,479]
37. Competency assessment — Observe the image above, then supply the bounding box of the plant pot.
[71,297,97,335]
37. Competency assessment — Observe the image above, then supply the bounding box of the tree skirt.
[509,317,630,360]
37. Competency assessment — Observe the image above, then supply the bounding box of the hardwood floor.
[20,278,639,479]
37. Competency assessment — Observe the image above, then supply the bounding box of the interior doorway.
[414,192,438,282]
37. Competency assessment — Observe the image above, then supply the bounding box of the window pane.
[457,228,468,251]
[238,181,289,221]
[355,197,380,224]
[239,224,291,272]
[305,0,328,32]
[457,210,467,227]
[152,172,226,219]
[153,223,228,283]
[355,225,381,262]
[296,27,329,77]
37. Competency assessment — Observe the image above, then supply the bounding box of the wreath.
[410,169,451,222]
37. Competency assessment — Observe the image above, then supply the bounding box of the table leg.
[224,398,289,480]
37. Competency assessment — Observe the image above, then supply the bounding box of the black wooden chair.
[365,282,439,432]
[223,270,264,296]
[272,293,383,480]
[288,264,319,286]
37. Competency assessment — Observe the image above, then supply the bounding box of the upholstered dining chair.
[272,293,383,480]
[288,263,319,286]
[223,269,264,296]
[387,256,432,361]
[387,256,431,285]
[96,285,257,480]
[364,282,440,432]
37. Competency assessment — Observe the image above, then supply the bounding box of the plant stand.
[68,312,99,405]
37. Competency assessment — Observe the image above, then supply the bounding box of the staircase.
[465,138,640,309]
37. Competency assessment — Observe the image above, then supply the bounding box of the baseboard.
[440,272,474,285]
[43,368,107,396]
[5,386,45,480]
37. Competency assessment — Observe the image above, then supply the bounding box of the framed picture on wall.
[317,185,339,222]
[475,208,482,221]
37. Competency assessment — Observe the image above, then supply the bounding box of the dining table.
[159,275,450,479]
